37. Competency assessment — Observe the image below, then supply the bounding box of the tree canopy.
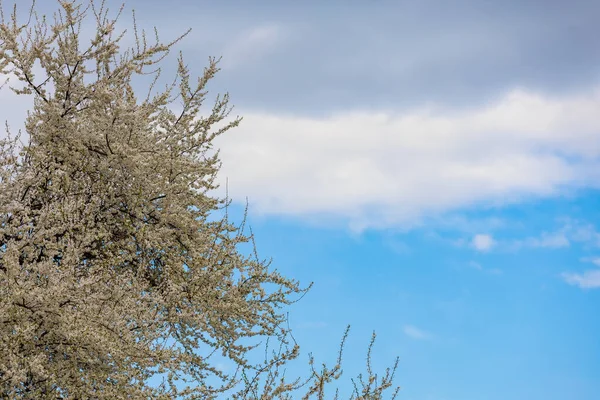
[0,1,399,398]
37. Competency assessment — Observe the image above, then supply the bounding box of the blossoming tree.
[0,1,400,398]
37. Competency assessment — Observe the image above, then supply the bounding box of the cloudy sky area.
[2,0,600,399]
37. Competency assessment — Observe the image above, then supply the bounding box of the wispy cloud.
[521,219,600,250]
[581,257,600,267]
[467,261,502,275]
[382,235,411,255]
[561,270,600,289]
[215,87,600,231]
[444,227,575,254]
[403,325,433,340]
[511,231,570,250]
[469,219,598,253]
[220,24,286,69]
[562,257,600,289]
[561,219,600,248]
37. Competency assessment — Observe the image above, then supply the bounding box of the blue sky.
[2,0,600,398]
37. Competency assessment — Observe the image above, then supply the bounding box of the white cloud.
[220,24,286,69]
[403,325,433,340]
[562,257,600,290]
[471,234,495,251]
[214,87,600,231]
[561,270,600,289]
